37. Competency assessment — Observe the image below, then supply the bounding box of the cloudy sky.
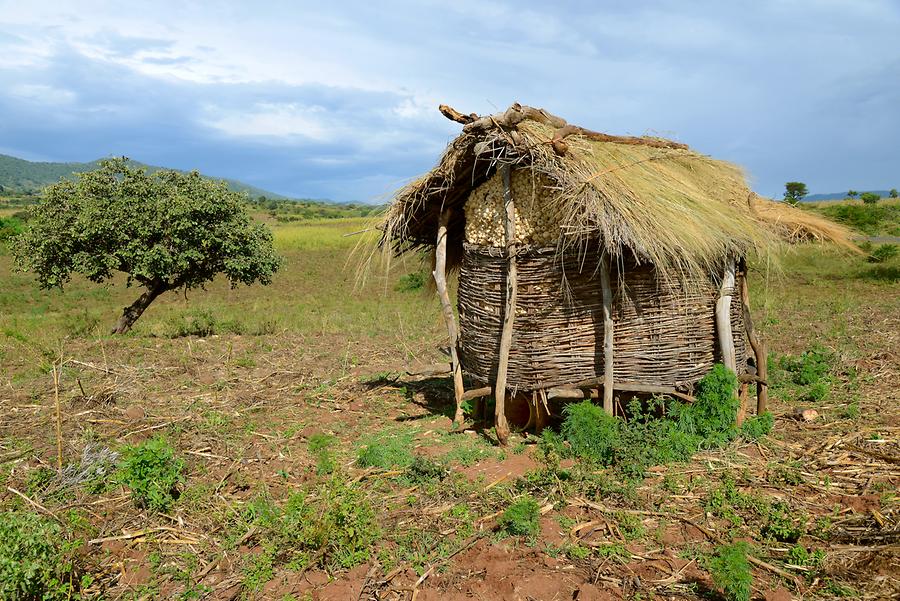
[1,1,898,202]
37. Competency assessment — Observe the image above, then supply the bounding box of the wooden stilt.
[737,382,749,426]
[739,260,768,415]
[433,209,466,426]
[599,252,615,415]
[494,164,516,445]
[715,259,737,374]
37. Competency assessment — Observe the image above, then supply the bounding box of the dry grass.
[380,104,859,283]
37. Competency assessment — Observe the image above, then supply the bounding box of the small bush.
[0,511,85,600]
[554,365,747,480]
[404,455,448,484]
[868,244,898,263]
[740,412,774,440]
[560,400,620,464]
[497,497,540,539]
[859,192,880,204]
[395,271,427,292]
[164,308,219,337]
[761,502,804,543]
[708,542,752,601]
[117,436,185,512]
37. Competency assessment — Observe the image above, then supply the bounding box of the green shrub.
[860,192,880,204]
[117,436,185,512]
[165,308,219,337]
[404,455,448,484]
[868,244,898,263]
[497,497,540,539]
[0,511,85,600]
[761,502,804,543]
[678,364,739,443]
[560,400,620,464]
[708,542,752,601]
[740,412,773,440]
[395,271,427,292]
[555,365,747,480]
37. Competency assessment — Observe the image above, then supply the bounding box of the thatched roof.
[381,103,857,280]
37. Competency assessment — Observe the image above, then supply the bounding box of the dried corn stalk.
[464,168,562,247]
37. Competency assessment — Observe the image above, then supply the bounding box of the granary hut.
[380,103,856,444]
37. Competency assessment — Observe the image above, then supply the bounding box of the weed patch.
[356,429,415,469]
[497,496,540,540]
[239,479,379,572]
[707,541,752,601]
[0,510,87,600]
[117,436,185,512]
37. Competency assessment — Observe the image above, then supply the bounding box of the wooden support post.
[715,259,737,373]
[433,209,466,426]
[599,252,615,415]
[739,262,768,415]
[494,164,516,445]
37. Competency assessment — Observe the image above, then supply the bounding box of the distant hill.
[0,153,286,199]
[804,190,894,202]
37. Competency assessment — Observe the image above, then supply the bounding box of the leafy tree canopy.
[783,182,808,205]
[859,192,881,205]
[890,188,898,198]
[14,158,282,333]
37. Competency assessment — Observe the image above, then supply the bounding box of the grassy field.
[1,214,898,600]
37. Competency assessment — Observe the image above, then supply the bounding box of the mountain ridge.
[0,153,287,200]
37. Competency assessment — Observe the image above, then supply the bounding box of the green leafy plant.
[117,436,186,512]
[497,497,540,539]
[740,412,773,440]
[860,192,880,204]
[395,271,427,292]
[308,433,337,475]
[708,542,752,601]
[560,400,620,465]
[0,511,85,601]
[868,244,898,264]
[761,501,805,543]
[12,158,282,333]
[404,455,448,484]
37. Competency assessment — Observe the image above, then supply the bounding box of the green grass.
[807,198,900,237]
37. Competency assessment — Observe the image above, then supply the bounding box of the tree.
[860,192,880,205]
[847,190,858,199]
[783,182,808,206]
[890,188,898,198]
[13,159,282,334]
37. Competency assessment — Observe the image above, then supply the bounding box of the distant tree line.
[249,195,383,220]
[783,183,898,205]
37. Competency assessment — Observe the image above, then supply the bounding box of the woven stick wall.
[457,244,748,391]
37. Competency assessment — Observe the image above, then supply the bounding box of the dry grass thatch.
[380,103,859,280]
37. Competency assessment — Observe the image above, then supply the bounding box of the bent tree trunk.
[111,283,167,334]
